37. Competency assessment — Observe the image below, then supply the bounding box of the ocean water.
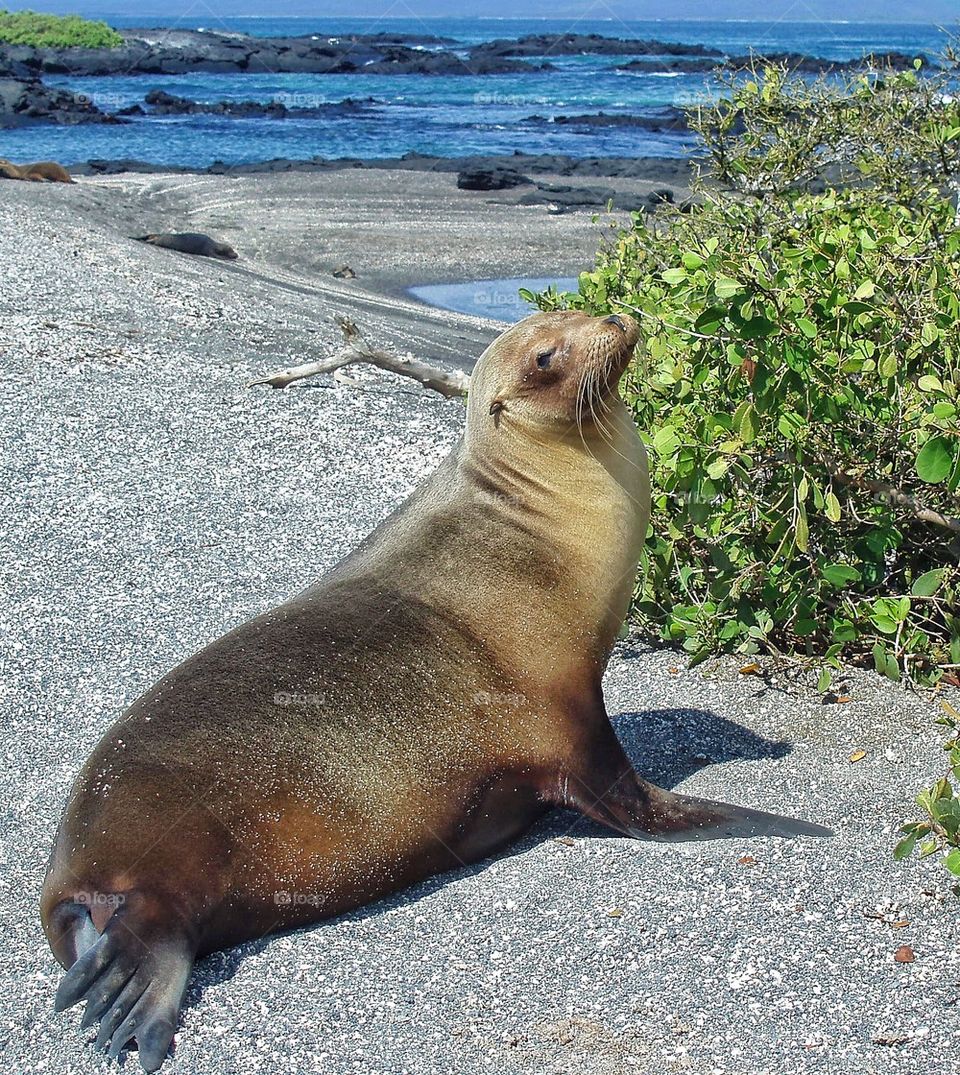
[410,276,579,320]
[2,17,952,167]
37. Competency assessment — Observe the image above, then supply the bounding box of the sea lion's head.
[467,310,640,438]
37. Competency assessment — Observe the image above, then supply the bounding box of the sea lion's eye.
[536,349,555,369]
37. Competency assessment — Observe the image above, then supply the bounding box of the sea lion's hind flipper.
[560,767,831,843]
[53,895,193,1072]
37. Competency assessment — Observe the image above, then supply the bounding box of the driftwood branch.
[833,471,960,537]
[250,316,470,398]
[769,450,960,538]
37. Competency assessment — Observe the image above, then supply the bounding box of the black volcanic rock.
[517,180,667,213]
[140,89,376,118]
[471,33,722,59]
[69,153,698,186]
[457,166,532,191]
[332,32,458,46]
[525,108,690,133]
[616,57,722,74]
[618,49,930,74]
[0,28,550,78]
[0,77,119,127]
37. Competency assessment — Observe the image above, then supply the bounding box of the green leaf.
[918,374,943,393]
[911,568,946,597]
[681,251,705,270]
[893,832,917,861]
[652,426,681,458]
[795,504,809,553]
[733,401,759,444]
[714,276,741,299]
[945,848,960,877]
[920,321,940,346]
[817,667,832,692]
[873,642,901,681]
[824,491,841,522]
[853,280,875,300]
[694,306,726,334]
[822,563,861,587]
[916,436,954,484]
[661,268,687,286]
[796,317,817,338]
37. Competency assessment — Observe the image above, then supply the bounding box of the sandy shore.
[0,165,673,372]
[1,169,958,1075]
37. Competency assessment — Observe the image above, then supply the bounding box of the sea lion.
[40,310,828,1071]
[132,232,239,260]
[0,159,74,183]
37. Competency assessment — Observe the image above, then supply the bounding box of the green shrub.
[896,700,960,879]
[533,57,960,875]
[534,59,960,686]
[0,9,122,48]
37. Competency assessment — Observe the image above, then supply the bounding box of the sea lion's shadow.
[184,706,789,1008]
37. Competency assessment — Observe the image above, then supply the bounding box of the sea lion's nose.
[603,314,626,331]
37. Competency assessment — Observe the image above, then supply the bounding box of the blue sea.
[2,17,952,167]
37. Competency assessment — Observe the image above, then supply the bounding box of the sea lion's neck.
[324,399,648,685]
[432,398,648,680]
[465,399,649,665]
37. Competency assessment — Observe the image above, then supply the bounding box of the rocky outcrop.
[132,89,376,119]
[470,33,721,59]
[618,49,930,74]
[0,77,119,127]
[0,28,551,78]
[456,166,532,191]
[524,108,690,133]
[517,181,674,213]
[73,151,696,184]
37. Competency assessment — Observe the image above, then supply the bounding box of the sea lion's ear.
[489,401,505,428]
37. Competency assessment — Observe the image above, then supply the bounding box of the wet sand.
[0,164,684,373]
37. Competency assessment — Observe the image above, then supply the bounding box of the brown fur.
[40,311,827,1071]
[0,159,74,183]
[134,232,238,260]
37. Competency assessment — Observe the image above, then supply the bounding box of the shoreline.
[0,165,665,371]
[66,151,695,184]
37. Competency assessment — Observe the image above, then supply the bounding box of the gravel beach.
[1,170,958,1075]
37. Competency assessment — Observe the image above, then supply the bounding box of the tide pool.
[408,276,578,321]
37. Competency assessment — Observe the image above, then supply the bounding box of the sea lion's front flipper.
[52,891,193,1071]
[555,729,831,842]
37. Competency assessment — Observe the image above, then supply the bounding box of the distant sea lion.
[41,311,828,1071]
[0,159,74,183]
[132,232,239,260]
